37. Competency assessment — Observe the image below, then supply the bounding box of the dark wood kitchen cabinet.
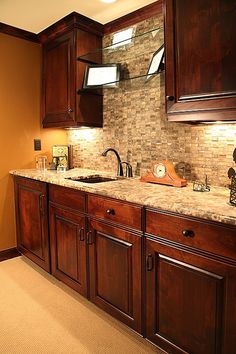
[48,188,143,332]
[145,209,236,354]
[38,12,104,128]
[49,185,87,297]
[14,176,50,272]
[13,175,236,351]
[164,0,236,122]
[87,194,143,333]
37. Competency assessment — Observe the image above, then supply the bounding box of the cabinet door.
[76,29,103,128]
[88,219,142,333]
[42,31,76,127]
[146,238,236,354]
[165,0,236,121]
[49,204,87,297]
[14,177,50,272]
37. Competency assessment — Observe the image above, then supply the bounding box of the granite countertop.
[10,168,236,227]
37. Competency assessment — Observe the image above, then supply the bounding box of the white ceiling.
[0,0,157,33]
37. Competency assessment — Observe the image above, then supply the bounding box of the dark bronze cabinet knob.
[106,208,115,215]
[166,95,175,101]
[68,108,73,113]
[182,229,194,238]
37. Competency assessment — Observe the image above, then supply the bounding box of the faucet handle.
[121,161,133,177]
[127,163,133,178]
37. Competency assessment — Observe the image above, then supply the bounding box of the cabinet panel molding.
[88,219,142,333]
[164,0,236,122]
[42,31,75,127]
[146,237,236,354]
[40,13,103,128]
[14,176,50,272]
[49,203,87,296]
[95,231,133,316]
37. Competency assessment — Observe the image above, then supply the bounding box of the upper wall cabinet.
[38,12,104,128]
[164,0,236,122]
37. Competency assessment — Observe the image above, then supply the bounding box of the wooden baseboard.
[0,248,20,262]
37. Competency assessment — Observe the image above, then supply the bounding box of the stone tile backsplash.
[67,14,236,188]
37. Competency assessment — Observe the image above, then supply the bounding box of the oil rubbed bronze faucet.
[101,148,124,177]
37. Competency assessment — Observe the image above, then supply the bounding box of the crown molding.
[0,22,39,42]
[38,12,104,44]
[0,2,163,42]
[104,1,163,34]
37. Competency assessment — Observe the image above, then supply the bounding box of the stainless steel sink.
[65,175,118,183]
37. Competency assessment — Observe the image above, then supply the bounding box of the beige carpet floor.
[0,256,163,354]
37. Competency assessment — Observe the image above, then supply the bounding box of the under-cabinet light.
[201,121,236,124]
[66,128,97,142]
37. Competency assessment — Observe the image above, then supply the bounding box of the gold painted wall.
[0,33,67,251]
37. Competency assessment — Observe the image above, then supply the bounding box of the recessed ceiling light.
[101,0,117,3]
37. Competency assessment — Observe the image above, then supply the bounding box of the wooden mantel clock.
[140,160,187,187]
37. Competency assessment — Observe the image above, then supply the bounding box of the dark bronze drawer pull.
[86,230,94,245]
[39,194,45,215]
[106,208,115,215]
[182,229,194,238]
[78,227,85,242]
[146,254,154,271]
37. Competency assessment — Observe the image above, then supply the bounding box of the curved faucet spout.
[101,148,124,177]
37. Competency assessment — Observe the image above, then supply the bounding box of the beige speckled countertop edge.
[10,168,236,227]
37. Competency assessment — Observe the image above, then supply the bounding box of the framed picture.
[146,44,165,81]
[83,64,120,89]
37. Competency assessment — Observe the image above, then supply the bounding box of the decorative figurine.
[193,175,210,192]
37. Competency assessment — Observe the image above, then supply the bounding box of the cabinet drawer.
[14,176,46,192]
[49,184,85,211]
[88,194,142,231]
[146,210,236,261]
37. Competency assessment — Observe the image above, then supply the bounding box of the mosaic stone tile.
[67,14,236,188]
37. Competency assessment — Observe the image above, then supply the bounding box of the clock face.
[154,163,166,178]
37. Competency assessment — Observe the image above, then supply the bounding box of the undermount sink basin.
[65,175,118,183]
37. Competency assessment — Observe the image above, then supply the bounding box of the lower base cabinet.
[49,203,87,297]
[88,219,142,333]
[14,179,236,353]
[14,176,50,272]
[48,186,142,334]
[145,237,236,354]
